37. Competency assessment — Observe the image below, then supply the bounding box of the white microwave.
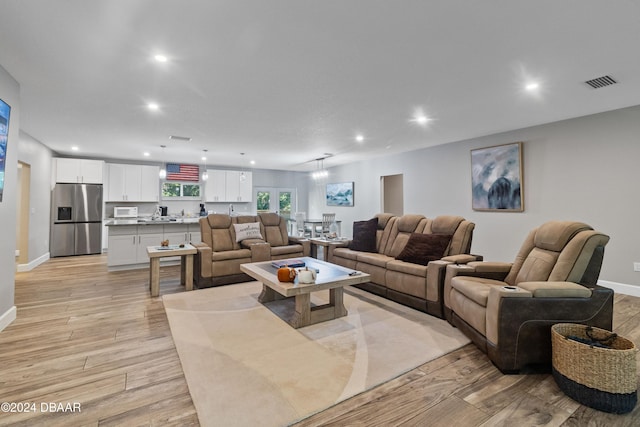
[114,206,138,218]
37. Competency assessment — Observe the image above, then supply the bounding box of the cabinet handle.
[133,236,136,244]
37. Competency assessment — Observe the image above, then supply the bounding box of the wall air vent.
[584,75,617,89]
[169,135,192,142]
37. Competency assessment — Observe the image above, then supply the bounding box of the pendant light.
[311,158,328,180]
[201,149,209,181]
[159,145,167,179]
[239,152,246,182]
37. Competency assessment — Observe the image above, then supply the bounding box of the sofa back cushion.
[375,213,397,254]
[200,214,239,252]
[384,214,428,257]
[505,221,605,285]
[258,212,289,247]
[428,216,475,256]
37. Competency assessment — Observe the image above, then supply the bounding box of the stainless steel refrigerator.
[51,183,103,257]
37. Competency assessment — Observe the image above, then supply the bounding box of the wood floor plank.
[2,254,639,426]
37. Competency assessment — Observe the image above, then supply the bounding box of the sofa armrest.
[441,254,483,264]
[486,285,532,345]
[193,242,212,279]
[517,281,593,298]
[288,236,311,257]
[467,261,513,274]
[484,285,614,372]
[248,242,271,262]
[326,240,350,263]
[443,262,514,312]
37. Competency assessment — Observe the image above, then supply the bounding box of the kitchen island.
[104,217,202,270]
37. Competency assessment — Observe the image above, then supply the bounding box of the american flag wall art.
[166,163,200,181]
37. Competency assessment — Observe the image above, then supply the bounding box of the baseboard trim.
[0,306,17,332]
[16,252,50,272]
[598,280,640,297]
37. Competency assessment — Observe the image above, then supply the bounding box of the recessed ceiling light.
[154,54,168,63]
[143,152,150,157]
[71,146,79,151]
[355,134,364,143]
[147,103,159,111]
[525,82,540,91]
[201,156,207,161]
[410,108,431,126]
[250,160,256,165]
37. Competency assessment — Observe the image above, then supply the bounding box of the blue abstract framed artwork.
[326,182,354,207]
[471,142,523,212]
[0,97,11,203]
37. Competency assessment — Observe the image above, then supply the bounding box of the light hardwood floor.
[2,254,639,426]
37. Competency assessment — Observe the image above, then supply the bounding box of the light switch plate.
[634,262,640,272]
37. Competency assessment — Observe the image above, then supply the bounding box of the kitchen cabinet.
[164,224,201,245]
[55,158,104,184]
[106,163,159,202]
[107,224,163,267]
[139,165,160,201]
[107,222,200,268]
[204,169,252,202]
[205,169,227,202]
[226,170,253,202]
[106,225,139,266]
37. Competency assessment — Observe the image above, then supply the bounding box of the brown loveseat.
[443,220,613,373]
[327,213,478,317]
[193,212,310,288]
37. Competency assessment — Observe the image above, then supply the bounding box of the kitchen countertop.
[104,217,202,226]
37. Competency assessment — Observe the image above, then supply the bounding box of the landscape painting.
[471,142,523,212]
[326,182,354,207]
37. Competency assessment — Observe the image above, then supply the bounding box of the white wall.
[0,64,19,331]
[17,131,53,264]
[312,105,640,287]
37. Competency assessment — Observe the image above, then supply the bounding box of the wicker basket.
[551,323,638,414]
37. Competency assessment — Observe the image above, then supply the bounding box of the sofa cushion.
[211,249,252,261]
[332,247,360,261]
[395,233,452,266]
[386,259,428,277]
[349,217,378,252]
[356,252,394,268]
[234,222,263,242]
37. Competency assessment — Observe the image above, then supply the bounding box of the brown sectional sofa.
[193,212,310,287]
[327,213,479,318]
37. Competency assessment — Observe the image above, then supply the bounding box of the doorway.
[381,174,403,215]
[255,187,297,219]
[16,162,30,266]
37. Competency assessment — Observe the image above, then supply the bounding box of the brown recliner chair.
[443,221,613,373]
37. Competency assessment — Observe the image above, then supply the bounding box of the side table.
[146,244,197,297]
[309,238,349,260]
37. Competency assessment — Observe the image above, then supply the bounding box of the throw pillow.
[349,217,378,253]
[234,222,263,242]
[395,233,452,265]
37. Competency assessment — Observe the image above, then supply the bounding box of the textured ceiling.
[1,0,640,171]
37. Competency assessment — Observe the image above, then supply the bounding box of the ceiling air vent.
[169,135,192,142]
[584,75,617,89]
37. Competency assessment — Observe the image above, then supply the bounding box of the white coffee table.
[240,256,370,328]
[146,244,197,297]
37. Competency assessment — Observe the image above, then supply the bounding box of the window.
[257,191,270,212]
[162,182,201,199]
[255,187,296,219]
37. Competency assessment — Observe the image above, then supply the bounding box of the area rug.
[163,282,470,427]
